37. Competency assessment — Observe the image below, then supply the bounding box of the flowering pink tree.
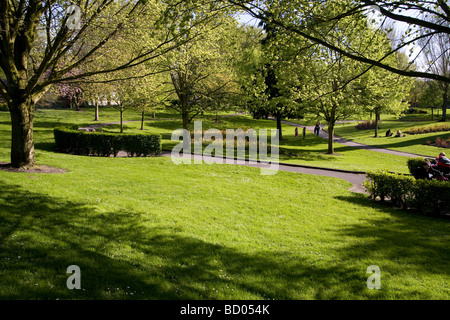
[58,84,84,110]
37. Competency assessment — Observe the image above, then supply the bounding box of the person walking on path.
[303,126,306,139]
[314,122,321,136]
[295,127,298,139]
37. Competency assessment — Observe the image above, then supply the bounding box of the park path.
[282,119,434,158]
[78,118,368,193]
[161,151,367,193]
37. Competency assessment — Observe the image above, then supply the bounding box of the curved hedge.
[363,170,450,215]
[54,126,161,157]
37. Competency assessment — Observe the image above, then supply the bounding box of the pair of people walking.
[295,122,321,138]
[295,126,307,139]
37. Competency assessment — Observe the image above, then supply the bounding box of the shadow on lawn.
[335,131,449,152]
[2,181,445,299]
[33,120,78,129]
[0,180,378,300]
[333,193,450,298]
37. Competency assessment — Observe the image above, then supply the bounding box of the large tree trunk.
[9,99,36,169]
[181,97,190,130]
[182,110,190,130]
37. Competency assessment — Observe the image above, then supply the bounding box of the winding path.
[78,119,368,192]
[281,119,434,158]
[78,117,427,194]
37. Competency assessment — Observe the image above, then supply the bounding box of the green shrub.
[0,103,8,111]
[407,157,427,175]
[355,120,381,130]
[54,126,161,157]
[404,123,450,135]
[364,170,450,215]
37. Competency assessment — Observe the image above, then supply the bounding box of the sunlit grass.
[96,112,412,173]
[0,108,448,300]
[333,118,450,157]
[2,154,449,300]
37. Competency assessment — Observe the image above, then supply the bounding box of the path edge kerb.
[80,120,367,174]
[161,151,367,175]
[164,151,412,176]
[79,119,413,175]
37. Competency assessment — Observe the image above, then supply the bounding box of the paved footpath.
[283,119,434,158]
[81,117,435,194]
[161,151,368,193]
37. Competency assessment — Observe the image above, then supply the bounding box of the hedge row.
[54,126,161,157]
[363,170,450,215]
[355,120,381,130]
[407,157,427,175]
[404,123,449,135]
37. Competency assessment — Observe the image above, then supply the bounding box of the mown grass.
[98,112,413,173]
[0,107,449,300]
[331,116,450,158]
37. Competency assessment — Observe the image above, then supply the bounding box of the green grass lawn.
[98,112,414,174]
[332,117,450,157]
[0,107,449,300]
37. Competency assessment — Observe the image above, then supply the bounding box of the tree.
[419,80,443,119]
[358,66,411,137]
[272,7,409,153]
[236,19,303,138]
[0,0,226,168]
[355,46,413,137]
[301,48,364,154]
[164,11,240,130]
[232,25,268,119]
[259,19,292,140]
[418,28,450,121]
[81,81,110,122]
[228,0,450,83]
[107,65,168,133]
[58,83,83,110]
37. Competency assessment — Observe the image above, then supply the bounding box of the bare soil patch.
[0,162,67,173]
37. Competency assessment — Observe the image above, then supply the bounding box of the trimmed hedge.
[363,170,450,215]
[54,126,161,157]
[407,157,427,175]
[404,123,449,135]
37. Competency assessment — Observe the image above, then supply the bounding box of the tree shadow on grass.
[332,193,450,298]
[337,132,450,152]
[0,180,390,300]
[34,142,57,152]
[32,120,78,129]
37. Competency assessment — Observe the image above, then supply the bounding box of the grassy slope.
[0,108,448,300]
[332,117,450,157]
